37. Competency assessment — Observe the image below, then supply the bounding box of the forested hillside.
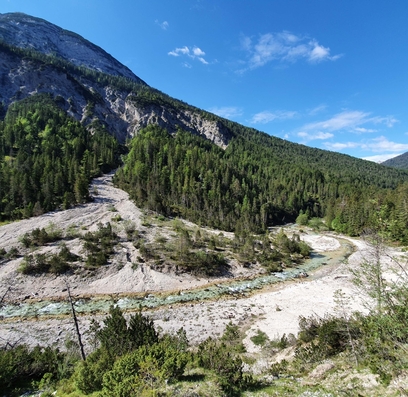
[0,94,120,220]
[114,125,408,241]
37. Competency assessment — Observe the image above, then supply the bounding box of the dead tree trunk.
[66,281,86,360]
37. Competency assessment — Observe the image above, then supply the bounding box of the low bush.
[0,344,66,392]
[297,314,360,363]
[197,337,251,396]
[18,244,78,275]
[19,225,63,248]
[83,222,118,267]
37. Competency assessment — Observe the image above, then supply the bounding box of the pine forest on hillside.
[0,94,120,218]
[115,124,408,241]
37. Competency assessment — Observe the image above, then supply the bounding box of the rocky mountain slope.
[0,12,231,145]
[382,151,408,169]
[0,12,143,82]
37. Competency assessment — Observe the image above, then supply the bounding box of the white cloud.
[324,141,359,151]
[308,41,342,63]
[301,110,370,132]
[168,45,209,65]
[300,110,398,134]
[240,35,252,51]
[298,131,334,141]
[208,106,243,119]
[168,46,190,56]
[369,136,408,152]
[155,20,169,30]
[251,110,297,124]
[193,47,205,56]
[371,115,398,128]
[308,104,327,116]
[324,136,408,154]
[363,153,402,163]
[354,127,376,133]
[240,31,342,71]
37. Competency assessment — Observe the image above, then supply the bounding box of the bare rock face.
[0,12,233,147]
[123,102,232,148]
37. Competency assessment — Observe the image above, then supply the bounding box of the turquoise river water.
[0,238,353,319]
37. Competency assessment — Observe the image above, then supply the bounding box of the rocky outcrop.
[123,102,232,148]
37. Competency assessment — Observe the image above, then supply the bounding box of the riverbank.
[0,173,405,354]
[0,228,359,353]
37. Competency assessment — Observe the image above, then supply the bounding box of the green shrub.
[0,345,65,391]
[197,338,248,396]
[250,329,269,346]
[100,339,189,396]
[48,255,70,274]
[77,307,185,395]
[180,251,228,276]
[93,306,159,358]
[296,314,360,363]
[221,322,246,353]
[75,347,114,394]
[296,212,309,226]
[45,222,63,241]
[19,226,63,248]
[18,245,77,275]
[83,222,117,267]
[5,247,19,259]
[58,243,80,262]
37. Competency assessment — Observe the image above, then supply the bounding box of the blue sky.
[2,0,408,162]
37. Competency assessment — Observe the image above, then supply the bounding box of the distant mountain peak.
[0,12,146,85]
[382,152,408,170]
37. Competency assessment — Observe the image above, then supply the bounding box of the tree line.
[114,125,408,242]
[0,93,120,220]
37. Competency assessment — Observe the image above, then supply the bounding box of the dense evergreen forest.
[0,94,120,220]
[114,125,408,242]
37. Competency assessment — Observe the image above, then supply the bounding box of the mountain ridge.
[382,151,408,169]
[0,13,233,147]
[0,12,145,84]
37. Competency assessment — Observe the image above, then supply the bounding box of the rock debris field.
[0,173,405,355]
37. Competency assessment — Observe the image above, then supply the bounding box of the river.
[0,236,353,319]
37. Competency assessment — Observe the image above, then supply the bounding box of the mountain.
[0,12,143,82]
[0,12,231,145]
[1,12,408,240]
[382,152,408,169]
